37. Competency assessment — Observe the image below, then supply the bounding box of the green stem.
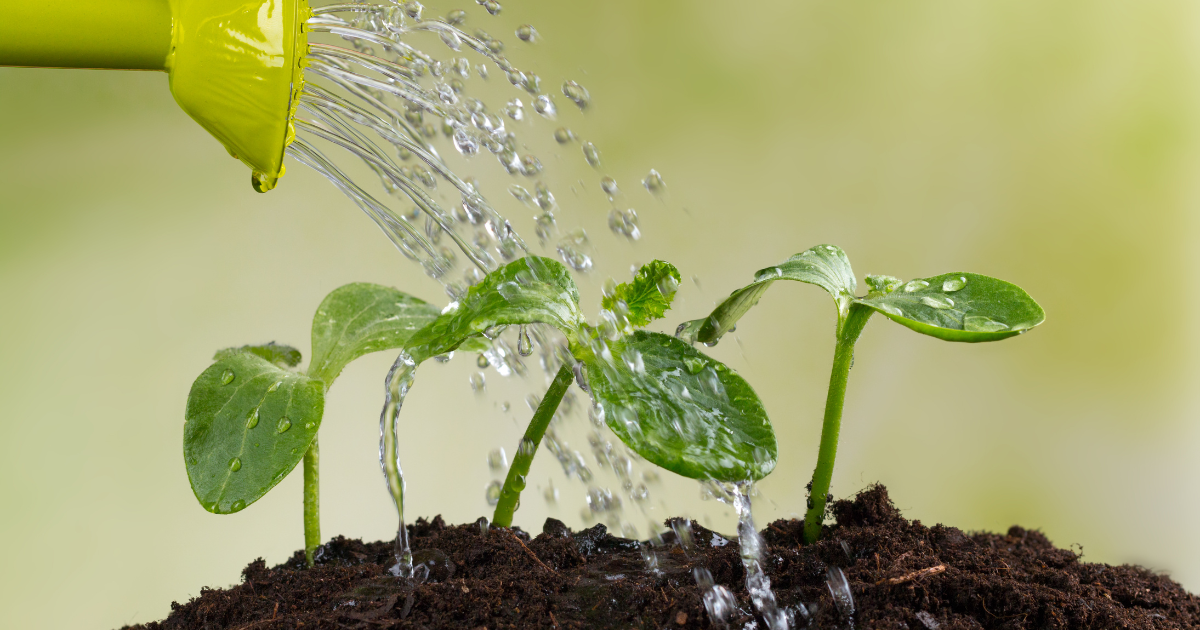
[803,303,873,544]
[303,437,320,566]
[492,364,574,527]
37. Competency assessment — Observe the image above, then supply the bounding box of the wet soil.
[124,485,1199,629]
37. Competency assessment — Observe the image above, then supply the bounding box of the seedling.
[677,244,1044,543]
[183,257,778,566]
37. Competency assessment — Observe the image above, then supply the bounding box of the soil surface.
[124,485,1199,629]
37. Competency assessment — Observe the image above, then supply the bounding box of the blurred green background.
[3,1,1200,628]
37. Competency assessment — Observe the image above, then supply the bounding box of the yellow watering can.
[0,0,310,192]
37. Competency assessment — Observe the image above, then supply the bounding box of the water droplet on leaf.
[229,458,242,472]
[246,409,260,429]
[276,417,292,434]
[220,369,235,385]
[920,295,954,309]
[903,280,929,292]
[942,276,967,292]
[963,315,1009,332]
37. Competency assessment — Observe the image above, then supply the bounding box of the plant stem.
[492,364,574,527]
[303,437,320,566]
[803,303,873,544]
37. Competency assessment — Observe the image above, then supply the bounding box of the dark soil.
[124,485,1199,629]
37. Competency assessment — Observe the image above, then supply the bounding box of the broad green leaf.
[601,260,681,327]
[308,283,441,384]
[682,244,856,345]
[855,272,1045,342]
[403,256,585,361]
[184,353,325,514]
[214,342,302,369]
[584,331,776,481]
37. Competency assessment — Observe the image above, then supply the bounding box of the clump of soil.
[124,485,1199,629]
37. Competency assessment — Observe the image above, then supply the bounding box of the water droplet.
[600,177,619,196]
[453,128,479,156]
[903,280,930,292]
[447,9,467,24]
[683,358,706,375]
[915,611,940,629]
[231,499,246,512]
[920,295,954,309]
[557,241,593,272]
[469,371,486,392]
[515,24,537,42]
[305,421,316,430]
[533,94,557,119]
[487,448,508,471]
[220,369,235,385]
[876,303,904,317]
[246,409,260,429]
[229,458,242,472]
[504,97,524,121]
[562,80,591,110]
[485,480,502,505]
[276,417,292,434]
[476,354,490,369]
[608,208,640,240]
[543,481,558,504]
[267,380,282,393]
[403,1,423,19]
[535,183,555,210]
[517,325,533,356]
[553,127,575,144]
[942,276,967,292]
[963,315,1009,332]
[520,154,543,176]
[642,169,665,195]
[483,0,501,15]
[582,142,601,168]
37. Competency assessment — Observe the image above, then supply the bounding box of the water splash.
[720,482,790,630]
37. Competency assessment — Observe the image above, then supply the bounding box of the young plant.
[380,256,778,528]
[678,244,1045,543]
[184,256,778,566]
[184,283,463,565]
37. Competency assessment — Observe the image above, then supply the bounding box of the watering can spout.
[0,0,309,192]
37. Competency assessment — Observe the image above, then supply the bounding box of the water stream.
[293,4,785,615]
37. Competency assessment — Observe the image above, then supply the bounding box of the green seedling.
[184,283,455,564]
[678,244,1044,543]
[377,257,776,528]
[184,257,778,565]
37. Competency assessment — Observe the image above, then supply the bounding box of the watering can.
[0,0,310,192]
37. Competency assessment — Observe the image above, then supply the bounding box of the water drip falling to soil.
[122,486,1200,630]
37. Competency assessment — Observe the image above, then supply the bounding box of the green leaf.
[601,260,681,327]
[214,342,302,369]
[855,272,1045,342]
[308,283,442,384]
[184,353,325,514]
[403,256,585,361]
[584,331,777,481]
[683,244,856,345]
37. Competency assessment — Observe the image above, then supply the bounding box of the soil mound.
[124,485,1199,629]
